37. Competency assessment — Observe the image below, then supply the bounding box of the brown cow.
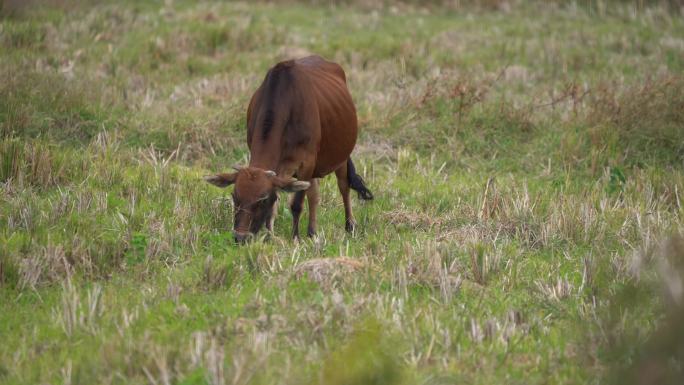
[205,55,373,242]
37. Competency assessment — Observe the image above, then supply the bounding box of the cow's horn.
[232,164,245,171]
[264,170,276,177]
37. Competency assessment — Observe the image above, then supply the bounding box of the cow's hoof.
[345,219,356,233]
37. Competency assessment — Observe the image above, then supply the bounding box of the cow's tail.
[347,158,373,200]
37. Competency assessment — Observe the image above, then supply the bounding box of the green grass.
[1,1,684,384]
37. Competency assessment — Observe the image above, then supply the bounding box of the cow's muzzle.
[233,230,252,244]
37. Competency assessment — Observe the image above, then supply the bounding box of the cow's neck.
[248,89,297,177]
[248,135,293,177]
[249,144,280,171]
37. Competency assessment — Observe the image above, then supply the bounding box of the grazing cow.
[205,55,373,243]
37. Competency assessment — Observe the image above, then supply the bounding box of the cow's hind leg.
[335,164,356,233]
[306,179,320,237]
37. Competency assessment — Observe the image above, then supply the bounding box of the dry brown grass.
[294,256,366,288]
[586,76,684,164]
[17,243,72,291]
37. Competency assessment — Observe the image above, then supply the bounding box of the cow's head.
[204,166,310,243]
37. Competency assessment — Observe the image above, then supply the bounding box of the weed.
[0,1,682,384]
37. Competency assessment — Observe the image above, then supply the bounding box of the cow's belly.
[312,121,357,178]
[312,158,346,178]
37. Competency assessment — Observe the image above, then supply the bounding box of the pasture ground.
[1,1,684,384]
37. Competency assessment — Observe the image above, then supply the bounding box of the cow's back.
[294,56,358,177]
[246,56,357,179]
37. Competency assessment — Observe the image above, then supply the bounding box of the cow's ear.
[274,177,310,192]
[204,173,237,188]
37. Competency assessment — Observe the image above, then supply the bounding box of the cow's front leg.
[289,191,306,240]
[306,179,320,237]
[265,195,278,233]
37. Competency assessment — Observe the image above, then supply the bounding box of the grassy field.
[1,0,684,384]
